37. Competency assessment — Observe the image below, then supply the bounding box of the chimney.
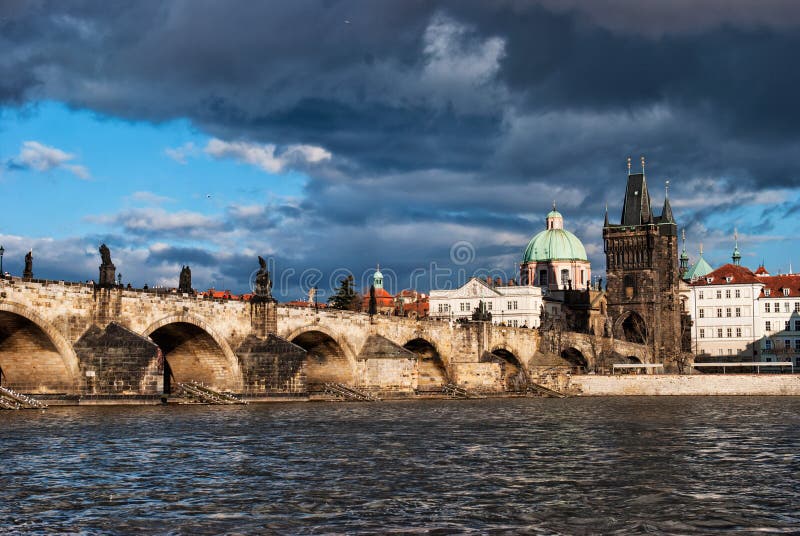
[486,276,493,287]
[495,277,503,287]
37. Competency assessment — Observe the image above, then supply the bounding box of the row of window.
[698,307,744,318]
[764,289,792,297]
[764,320,800,332]
[764,339,800,351]
[437,300,522,314]
[699,327,749,339]
[764,302,800,313]
[698,289,745,300]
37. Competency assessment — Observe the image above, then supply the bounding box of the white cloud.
[128,191,173,205]
[13,140,90,179]
[164,142,198,164]
[204,138,331,173]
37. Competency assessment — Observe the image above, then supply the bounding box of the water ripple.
[1,397,799,534]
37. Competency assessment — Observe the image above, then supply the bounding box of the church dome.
[522,228,588,262]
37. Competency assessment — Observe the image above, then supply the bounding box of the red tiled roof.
[689,263,760,286]
[758,274,800,298]
[755,266,770,276]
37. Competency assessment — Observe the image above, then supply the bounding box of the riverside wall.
[570,374,800,396]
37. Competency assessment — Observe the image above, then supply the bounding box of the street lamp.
[0,245,4,277]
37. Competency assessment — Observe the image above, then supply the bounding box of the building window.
[487,302,492,311]
[727,328,732,338]
[718,348,724,356]
[775,302,780,311]
[725,289,731,299]
[699,309,705,318]
[766,321,772,332]
[795,340,800,352]
[795,302,800,313]
[735,289,741,298]
[560,269,570,288]
[735,307,741,317]
[765,340,773,350]
[785,339,792,350]
[624,274,635,298]
[728,348,733,355]
[699,329,705,338]
[717,328,723,338]
[716,308,723,318]
[795,320,800,332]
[726,308,732,318]
[699,291,704,300]
[716,290,722,299]
[786,321,791,331]
[785,302,791,313]
[765,289,771,297]
[765,303,771,313]
[784,288,790,297]
[736,328,742,337]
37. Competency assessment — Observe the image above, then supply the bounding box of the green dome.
[522,228,588,262]
[685,256,713,280]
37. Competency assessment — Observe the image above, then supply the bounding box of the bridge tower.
[603,157,680,362]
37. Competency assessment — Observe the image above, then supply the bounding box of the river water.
[1,397,799,534]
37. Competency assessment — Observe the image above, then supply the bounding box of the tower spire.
[641,155,646,175]
[603,202,609,227]
[679,228,689,274]
[732,228,741,266]
[627,156,632,175]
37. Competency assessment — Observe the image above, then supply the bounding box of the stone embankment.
[570,374,800,396]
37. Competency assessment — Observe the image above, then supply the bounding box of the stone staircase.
[174,381,247,405]
[0,385,48,410]
[442,383,484,399]
[526,381,568,398]
[322,382,379,401]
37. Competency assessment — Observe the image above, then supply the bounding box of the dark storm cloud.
[4,0,800,289]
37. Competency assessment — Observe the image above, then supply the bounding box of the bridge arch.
[490,346,527,391]
[560,347,588,370]
[614,311,648,344]
[0,301,80,393]
[143,314,243,393]
[404,337,448,391]
[286,325,357,388]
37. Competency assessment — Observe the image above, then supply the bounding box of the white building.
[686,258,800,366]
[429,277,543,328]
[686,263,761,358]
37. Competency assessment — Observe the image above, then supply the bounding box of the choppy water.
[1,397,799,535]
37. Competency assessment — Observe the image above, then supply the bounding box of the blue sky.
[2,2,800,299]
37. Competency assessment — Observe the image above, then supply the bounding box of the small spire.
[641,155,646,175]
[732,228,742,265]
[552,200,556,211]
[665,179,670,199]
[699,243,704,256]
[627,156,631,175]
[603,202,609,226]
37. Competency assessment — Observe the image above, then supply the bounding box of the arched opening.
[624,274,636,298]
[626,356,642,364]
[490,348,527,391]
[560,347,588,371]
[617,311,647,344]
[290,330,354,390]
[0,311,75,393]
[149,322,237,393]
[404,338,447,392]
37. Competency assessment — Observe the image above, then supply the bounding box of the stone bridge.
[0,277,651,397]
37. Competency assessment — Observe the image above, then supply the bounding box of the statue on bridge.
[98,244,116,288]
[253,256,273,301]
[23,250,33,279]
[178,265,192,294]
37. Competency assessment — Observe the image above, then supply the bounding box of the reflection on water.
[1,397,799,534]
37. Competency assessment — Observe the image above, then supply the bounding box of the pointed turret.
[603,202,609,227]
[620,156,653,225]
[661,180,674,223]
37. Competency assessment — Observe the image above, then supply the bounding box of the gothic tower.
[603,157,681,361]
